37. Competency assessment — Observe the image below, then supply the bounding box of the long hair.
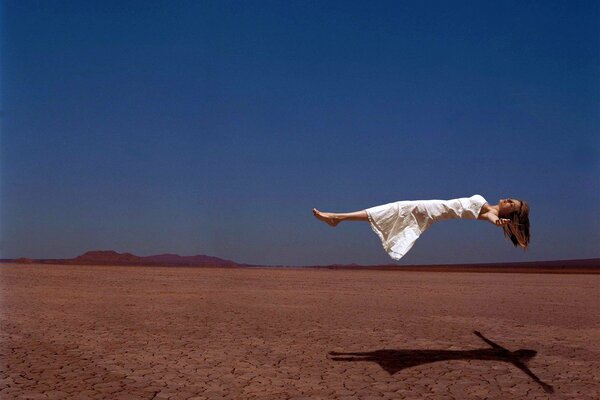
[502,200,530,250]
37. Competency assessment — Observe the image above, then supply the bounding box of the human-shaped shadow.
[329,331,554,393]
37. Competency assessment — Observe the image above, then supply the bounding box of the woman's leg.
[312,208,369,227]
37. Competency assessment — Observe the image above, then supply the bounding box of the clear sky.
[2,1,599,266]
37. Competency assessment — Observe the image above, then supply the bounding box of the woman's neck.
[486,203,501,216]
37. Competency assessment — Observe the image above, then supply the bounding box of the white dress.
[366,194,488,260]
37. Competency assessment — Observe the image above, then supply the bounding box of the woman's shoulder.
[467,194,490,218]
[471,194,487,201]
[470,194,488,205]
[471,194,493,216]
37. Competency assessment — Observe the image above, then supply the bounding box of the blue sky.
[2,1,599,265]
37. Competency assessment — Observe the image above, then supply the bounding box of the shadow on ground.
[329,330,554,393]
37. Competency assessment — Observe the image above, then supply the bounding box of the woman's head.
[499,198,530,250]
[498,198,521,216]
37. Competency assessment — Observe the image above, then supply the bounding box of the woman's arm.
[480,212,510,227]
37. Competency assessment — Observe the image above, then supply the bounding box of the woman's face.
[499,198,521,215]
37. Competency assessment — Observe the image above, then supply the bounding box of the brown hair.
[502,199,530,250]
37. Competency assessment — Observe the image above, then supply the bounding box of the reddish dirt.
[1,264,598,399]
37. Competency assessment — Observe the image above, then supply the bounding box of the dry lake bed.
[1,264,598,399]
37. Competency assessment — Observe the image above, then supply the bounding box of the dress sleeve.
[460,194,487,219]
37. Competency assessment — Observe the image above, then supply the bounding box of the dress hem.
[366,210,405,261]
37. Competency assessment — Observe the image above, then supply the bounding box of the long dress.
[366,194,488,261]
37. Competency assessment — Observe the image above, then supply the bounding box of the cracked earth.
[1,264,598,399]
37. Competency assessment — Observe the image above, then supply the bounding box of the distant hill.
[24,250,241,267]
[75,250,142,264]
[142,253,235,265]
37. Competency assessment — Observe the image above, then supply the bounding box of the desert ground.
[1,264,598,400]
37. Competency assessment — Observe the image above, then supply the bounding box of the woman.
[312,195,530,260]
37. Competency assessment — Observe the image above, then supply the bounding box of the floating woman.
[312,195,530,260]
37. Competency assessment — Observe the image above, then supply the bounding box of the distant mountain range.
[10,250,240,267]
[3,251,599,272]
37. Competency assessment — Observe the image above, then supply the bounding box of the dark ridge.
[239,258,600,274]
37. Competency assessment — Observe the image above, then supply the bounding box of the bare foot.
[312,208,340,227]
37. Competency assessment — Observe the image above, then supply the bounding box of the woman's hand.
[484,213,511,227]
[495,218,510,227]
